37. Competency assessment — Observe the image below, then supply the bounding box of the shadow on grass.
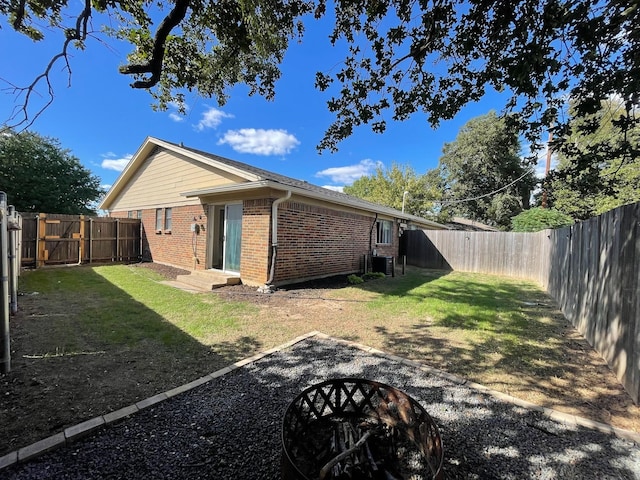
[349,268,635,429]
[1,265,262,456]
[4,338,638,480]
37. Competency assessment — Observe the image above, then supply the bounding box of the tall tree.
[2,0,638,159]
[546,98,640,220]
[344,163,445,219]
[0,130,104,214]
[438,111,537,229]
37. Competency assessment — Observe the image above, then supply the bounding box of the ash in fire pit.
[282,378,443,480]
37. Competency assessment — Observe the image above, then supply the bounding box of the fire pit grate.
[281,378,443,480]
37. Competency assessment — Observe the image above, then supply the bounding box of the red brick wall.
[240,200,271,285]
[113,199,400,286]
[112,205,208,271]
[272,201,399,285]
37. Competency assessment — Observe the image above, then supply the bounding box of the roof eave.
[99,137,262,210]
[182,180,448,229]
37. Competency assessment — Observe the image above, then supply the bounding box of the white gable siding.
[107,149,248,210]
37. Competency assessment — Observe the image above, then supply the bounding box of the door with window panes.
[223,203,242,272]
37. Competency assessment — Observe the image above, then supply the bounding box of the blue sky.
[0,10,538,195]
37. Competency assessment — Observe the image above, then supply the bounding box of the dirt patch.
[1,263,638,458]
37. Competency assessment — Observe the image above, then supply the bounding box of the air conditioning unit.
[371,255,394,275]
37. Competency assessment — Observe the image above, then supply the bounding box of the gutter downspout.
[368,213,378,254]
[364,213,378,273]
[266,190,292,287]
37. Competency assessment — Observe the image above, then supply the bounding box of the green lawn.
[4,263,635,457]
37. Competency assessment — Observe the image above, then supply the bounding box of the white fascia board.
[99,136,156,210]
[181,180,272,197]
[99,137,262,210]
[182,180,448,229]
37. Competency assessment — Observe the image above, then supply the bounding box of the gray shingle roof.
[160,139,446,228]
[171,142,412,216]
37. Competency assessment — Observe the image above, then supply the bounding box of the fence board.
[403,202,640,404]
[19,214,141,267]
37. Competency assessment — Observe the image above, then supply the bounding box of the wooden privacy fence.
[20,213,142,267]
[403,202,640,404]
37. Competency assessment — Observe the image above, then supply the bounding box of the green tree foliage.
[343,163,445,219]
[438,112,537,230]
[3,0,638,158]
[546,98,640,220]
[0,130,104,214]
[511,207,573,232]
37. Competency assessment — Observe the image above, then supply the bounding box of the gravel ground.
[4,336,640,480]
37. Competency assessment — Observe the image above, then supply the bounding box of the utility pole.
[402,191,409,213]
[541,130,553,208]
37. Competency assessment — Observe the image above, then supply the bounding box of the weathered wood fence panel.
[19,213,141,267]
[404,202,640,404]
[19,214,37,266]
[403,229,550,285]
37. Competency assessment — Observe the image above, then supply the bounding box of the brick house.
[99,137,447,287]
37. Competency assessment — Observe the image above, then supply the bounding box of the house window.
[155,208,162,231]
[137,210,142,219]
[127,211,133,218]
[164,208,172,232]
[376,219,393,244]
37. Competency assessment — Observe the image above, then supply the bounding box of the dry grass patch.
[1,264,637,457]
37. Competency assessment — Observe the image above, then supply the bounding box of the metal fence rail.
[1,193,22,373]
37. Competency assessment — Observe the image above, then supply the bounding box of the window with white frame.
[376,219,393,244]
[164,207,172,231]
[155,208,162,231]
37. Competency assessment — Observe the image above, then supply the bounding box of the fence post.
[37,213,47,267]
[116,218,120,261]
[89,217,93,264]
[0,192,10,373]
[78,215,85,264]
[7,206,19,315]
[34,214,40,268]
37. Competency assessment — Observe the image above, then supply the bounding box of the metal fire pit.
[282,378,443,480]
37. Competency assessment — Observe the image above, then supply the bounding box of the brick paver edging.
[1,330,638,471]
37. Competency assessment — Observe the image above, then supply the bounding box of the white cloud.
[217,128,300,155]
[522,143,557,179]
[315,159,384,184]
[101,154,132,172]
[169,112,184,122]
[195,107,233,131]
[322,185,345,193]
[101,184,112,190]
[168,100,189,111]
[532,146,557,179]
[168,101,189,122]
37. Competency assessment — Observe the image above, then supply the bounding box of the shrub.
[511,207,573,232]
[362,272,386,281]
[347,274,364,284]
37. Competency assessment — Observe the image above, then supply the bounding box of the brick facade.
[112,198,399,286]
[112,205,208,271]
[240,199,271,285]
[271,201,398,285]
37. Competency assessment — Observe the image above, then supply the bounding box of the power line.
[435,168,536,206]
